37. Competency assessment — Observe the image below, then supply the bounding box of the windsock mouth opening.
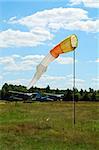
[71,35,78,48]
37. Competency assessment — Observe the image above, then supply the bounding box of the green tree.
[74,93,80,102]
[55,88,59,94]
[1,83,9,99]
[82,91,90,101]
[91,92,96,101]
[89,88,94,93]
[63,89,73,101]
[46,85,50,93]
[80,89,83,96]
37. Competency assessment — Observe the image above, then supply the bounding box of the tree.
[28,86,34,93]
[0,90,1,100]
[80,89,83,96]
[81,91,90,101]
[91,92,96,101]
[74,93,80,102]
[1,83,9,99]
[89,88,94,93]
[55,88,59,94]
[63,89,73,101]
[46,85,50,93]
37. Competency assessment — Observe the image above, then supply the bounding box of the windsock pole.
[73,49,76,125]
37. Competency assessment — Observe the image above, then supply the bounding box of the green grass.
[0,101,99,150]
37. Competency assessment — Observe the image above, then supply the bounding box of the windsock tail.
[27,53,55,89]
[27,64,47,89]
[27,73,38,90]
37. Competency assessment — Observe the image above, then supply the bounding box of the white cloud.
[36,75,66,89]
[0,7,98,48]
[88,58,99,63]
[69,0,82,5]
[69,78,85,83]
[63,20,99,32]
[0,56,14,65]
[9,16,17,21]
[95,58,99,62]
[9,8,90,33]
[11,8,88,27]
[9,7,99,33]
[36,73,85,89]
[91,77,99,89]
[0,75,3,89]
[0,29,53,48]
[67,74,73,78]
[57,56,73,64]
[0,54,79,89]
[41,74,66,81]
[4,74,85,89]
[0,55,45,71]
[21,55,44,65]
[6,78,29,86]
[4,75,67,89]
[92,78,99,82]
[0,75,3,80]
[89,58,99,63]
[56,56,77,64]
[0,55,76,72]
[69,0,99,8]
[68,78,85,89]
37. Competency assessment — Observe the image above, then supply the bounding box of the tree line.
[0,83,99,101]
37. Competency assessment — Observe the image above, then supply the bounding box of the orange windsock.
[50,34,78,58]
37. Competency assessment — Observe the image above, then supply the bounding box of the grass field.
[0,101,99,150]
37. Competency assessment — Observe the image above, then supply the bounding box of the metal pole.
[73,49,76,125]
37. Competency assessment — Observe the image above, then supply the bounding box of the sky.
[0,0,99,90]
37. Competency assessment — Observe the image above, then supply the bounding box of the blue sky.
[0,0,99,90]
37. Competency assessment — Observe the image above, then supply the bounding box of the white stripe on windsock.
[40,53,55,67]
[27,53,55,89]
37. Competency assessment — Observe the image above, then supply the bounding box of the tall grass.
[0,102,99,150]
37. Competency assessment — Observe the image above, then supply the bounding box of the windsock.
[27,34,78,89]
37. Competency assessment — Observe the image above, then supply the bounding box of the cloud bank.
[0,54,75,71]
[0,7,99,48]
[69,0,99,8]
